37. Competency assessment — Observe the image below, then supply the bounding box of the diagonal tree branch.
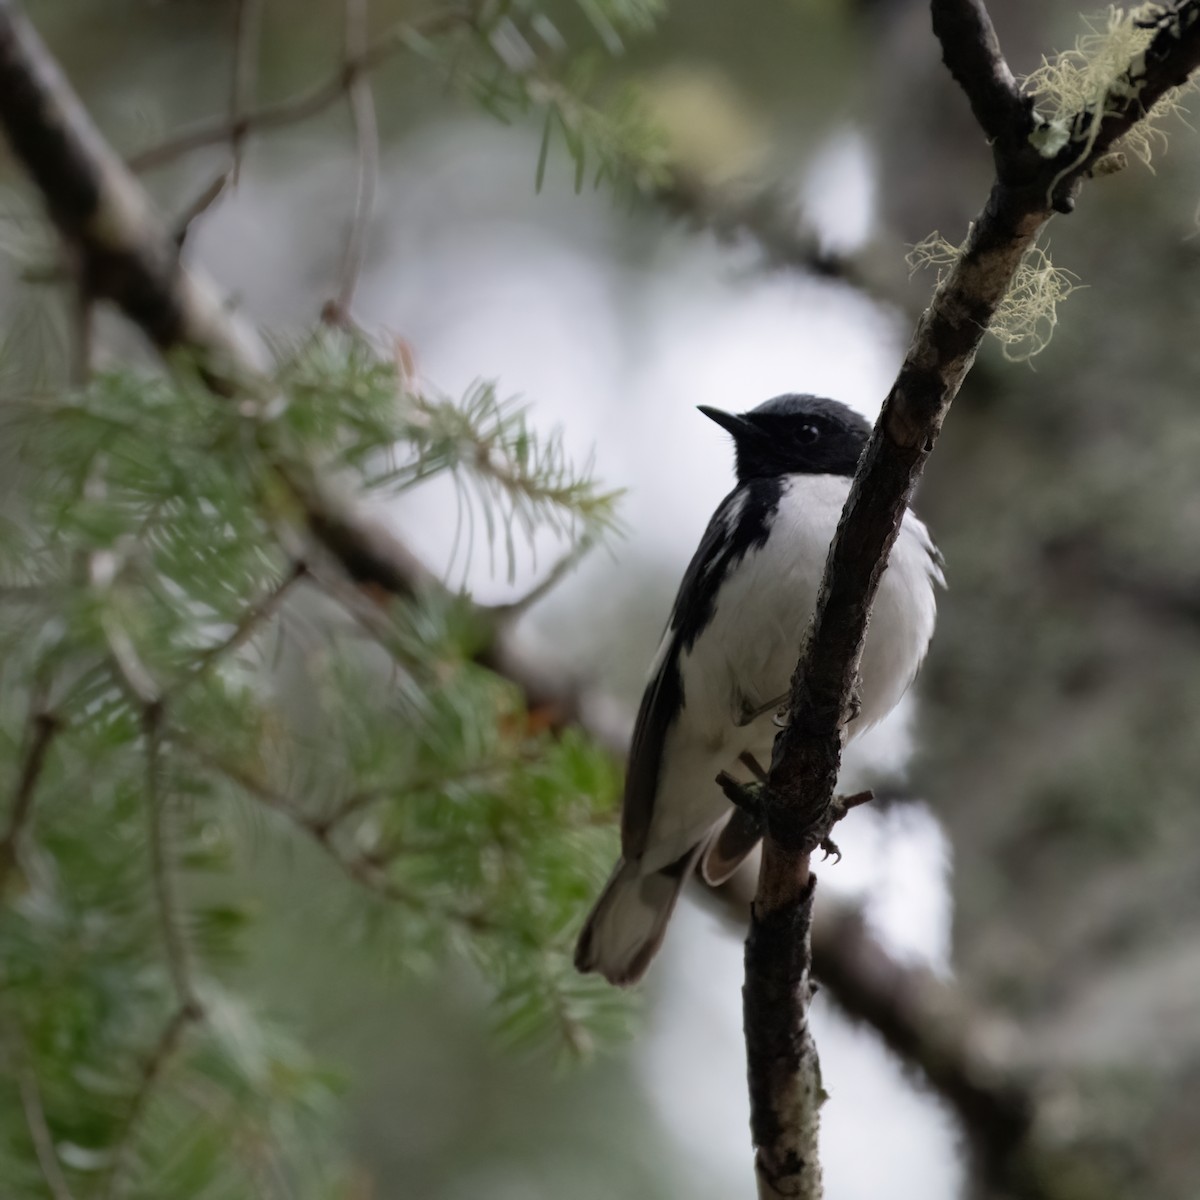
[809,903,1036,1193]
[1075,4,1200,171]
[741,3,1200,1196]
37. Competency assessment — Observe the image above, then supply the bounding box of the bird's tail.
[574,846,701,986]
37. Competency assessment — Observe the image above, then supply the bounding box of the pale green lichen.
[908,233,1081,362]
[1023,5,1196,172]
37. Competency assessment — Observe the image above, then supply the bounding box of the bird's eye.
[797,424,820,445]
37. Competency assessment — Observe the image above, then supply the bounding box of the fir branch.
[172,731,496,934]
[320,746,540,831]
[459,16,670,196]
[376,384,622,577]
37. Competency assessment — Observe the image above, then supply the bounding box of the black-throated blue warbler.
[575,394,943,986]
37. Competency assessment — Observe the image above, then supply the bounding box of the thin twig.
[100,1005,199,1200]
[325,0,379,326]
[172,165,234,247]
[179,560,307,688]
[172,731,495,933]
[229,0,262,183]
[320,745,541,831]
[128,7,470,173]
[483,533,596,622]
[0,694,58,895]
[13,1051,75,1200]
[170,0,260,245]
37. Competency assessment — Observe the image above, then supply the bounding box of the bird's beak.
[697,406,751,439]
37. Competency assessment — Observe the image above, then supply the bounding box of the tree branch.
[740,2,1200,1195]
[929,0,1027,148]
[652,172,871,286]
[172,730,495,933]
[1075,5,1200,175]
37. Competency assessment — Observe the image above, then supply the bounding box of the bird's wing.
[622,481,779,859]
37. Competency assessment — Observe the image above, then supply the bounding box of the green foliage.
[404,0,672,195]
[279,335,622,580]
[0,336,625,1198]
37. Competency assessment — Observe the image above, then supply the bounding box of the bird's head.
[699,393,871,483]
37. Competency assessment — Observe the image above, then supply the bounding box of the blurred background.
[5,0,1200,1197]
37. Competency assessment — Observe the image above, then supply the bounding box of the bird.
[574,393,944,986]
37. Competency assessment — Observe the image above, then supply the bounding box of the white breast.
[641,473,941,870]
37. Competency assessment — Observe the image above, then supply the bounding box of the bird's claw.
[819,836,842,864]
[715,771,764,822]
[844,680,863,725]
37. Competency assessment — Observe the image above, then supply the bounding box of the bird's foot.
[715,771,765,824]
[844,679,863,726]
[815,790,874,863]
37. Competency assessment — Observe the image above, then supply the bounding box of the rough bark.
[741,3,1200,1196]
